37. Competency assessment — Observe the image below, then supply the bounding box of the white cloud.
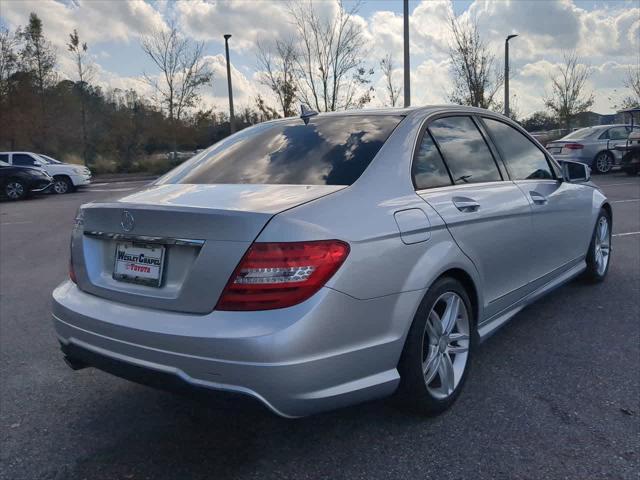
[1,0,167,49]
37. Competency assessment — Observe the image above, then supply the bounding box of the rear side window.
[607,127,630,140]
[158,115,403,186]
[12,154,36,166]
[412,131,452,190]
[483,118,553,180]
[428,116,501,184]
[0,154,8,163]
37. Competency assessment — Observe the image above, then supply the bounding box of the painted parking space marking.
[611,199,640,203]
[612,231,640,238]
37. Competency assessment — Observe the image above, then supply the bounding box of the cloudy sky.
[1,0,638,118]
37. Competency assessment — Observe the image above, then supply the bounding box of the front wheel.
[593,151,613,174]
[52,176,73,194]
[397,277,474,415]
[5,180,26,200]
[583,209,612,282]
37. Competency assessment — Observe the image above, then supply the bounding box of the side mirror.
[561,160,591,183]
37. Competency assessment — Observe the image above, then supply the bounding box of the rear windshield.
[563,128,598,140]
[157,115,403,186]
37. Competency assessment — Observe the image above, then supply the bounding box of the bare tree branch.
[544,51,594,129]
[447,15,502,110]
[256,38,298,117]
[380,53,401,107]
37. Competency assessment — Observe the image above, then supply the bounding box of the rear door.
[481,117,593,288]
[415,115,534,318]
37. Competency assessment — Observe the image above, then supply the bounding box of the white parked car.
[0,152,91,194]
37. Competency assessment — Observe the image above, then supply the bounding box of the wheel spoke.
[425,311,442,341]
[447,333,469,354]
[441,295,460,334]
[438,353,455,394]
[423,350,441,385]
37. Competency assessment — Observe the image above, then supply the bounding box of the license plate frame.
[113,242,166,288]
[548,147,562,154]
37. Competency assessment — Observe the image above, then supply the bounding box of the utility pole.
[403,0,410,107]
[504,34,518,118]
[224,34,235,134]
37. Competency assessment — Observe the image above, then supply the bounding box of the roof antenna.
[300,104,318,125]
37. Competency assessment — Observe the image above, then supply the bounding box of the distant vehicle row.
[0,151,92,200]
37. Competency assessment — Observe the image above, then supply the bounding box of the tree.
[380,54,401,107]
[288,0,373,111]
[619,66,640,109]
[447,15,503,109]
[521,111,559,132]
[256,39,297,117]
[544,51,594,130]
[141,23,212,157]
[0,27,20,97]
[20,13,57,147]
[67,29,94,165]
[254,94,281,120]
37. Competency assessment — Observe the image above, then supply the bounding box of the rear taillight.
[563,143,584,150]
[216,240,350,311]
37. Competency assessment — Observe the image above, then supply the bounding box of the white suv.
[0,152,91,194]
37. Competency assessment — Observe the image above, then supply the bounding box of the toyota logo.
[121,210,135,232]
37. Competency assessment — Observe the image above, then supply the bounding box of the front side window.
[157,115,403,186]
[428,116,501,184]
[483,118,553,180]
[12,154,36,166]
[0,154,9,163]
[412,131,452,190]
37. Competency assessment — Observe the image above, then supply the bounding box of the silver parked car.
[52,106,612,417]
[546,124,640,174]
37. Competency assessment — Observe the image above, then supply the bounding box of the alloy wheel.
[594,216,610,276]
[6,182,24,200]
[421,292,470,400]
[595,152,612,174]
[53,179,69,194]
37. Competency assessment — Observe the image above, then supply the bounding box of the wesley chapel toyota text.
[52,106,611,417]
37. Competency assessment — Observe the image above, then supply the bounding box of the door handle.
[452,197,480,212]
[530,191,548,205]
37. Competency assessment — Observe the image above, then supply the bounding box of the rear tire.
[592,151,613,174]
[53,176,73,194]
[4,179,26,200]
[583,208,611,282]
[397,277,474,416]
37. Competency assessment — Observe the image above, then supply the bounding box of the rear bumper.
[31,180,53,193]
[52,281,422,417]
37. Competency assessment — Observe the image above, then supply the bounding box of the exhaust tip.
[63,355,88,371]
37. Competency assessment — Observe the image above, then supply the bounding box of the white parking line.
[599,182,640,187]
[611,199,640,204]
[612,231,640,238]
[87,188,137,192]
[0,221,33,226]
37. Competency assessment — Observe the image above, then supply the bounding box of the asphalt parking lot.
[1,175,638,480]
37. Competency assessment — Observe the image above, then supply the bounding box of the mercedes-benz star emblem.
[121,210,135,232]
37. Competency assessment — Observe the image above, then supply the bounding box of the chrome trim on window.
[84,231,205,246]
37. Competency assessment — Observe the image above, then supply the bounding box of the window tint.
[0,154,9,163]
[428,116,501,184]
[12,154,36,166]
[483,118,553,180]
[157,115,403,186]
[412,131,452,189]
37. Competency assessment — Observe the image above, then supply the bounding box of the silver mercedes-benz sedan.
[52,106,612,417]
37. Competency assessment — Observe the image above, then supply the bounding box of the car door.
[415,115,535,319]
[481,117,594,289]
[604,126,632,164]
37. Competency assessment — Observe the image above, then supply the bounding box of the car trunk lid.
[72,183,344,313]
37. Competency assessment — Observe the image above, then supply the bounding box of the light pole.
[403,0,410,107]
[224,34,235,134]
[504,34,518,118]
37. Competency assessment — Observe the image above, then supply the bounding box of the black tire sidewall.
[397,276,475,415]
